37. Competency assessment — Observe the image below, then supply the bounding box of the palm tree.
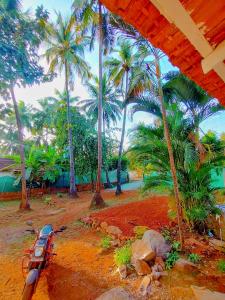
[79,73,121,187]
[79,73,122,129]
[73,0,115,207]
[45,13,90,198]
[105,40,150,195]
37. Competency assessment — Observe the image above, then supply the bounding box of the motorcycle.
[21,222,66,300]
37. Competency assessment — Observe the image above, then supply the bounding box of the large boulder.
[133,259,152,275]
[96,287,134,300]
[174,258,198,272]
[142,230,171,258]
[191,285,225,300]
[131,239,156,263]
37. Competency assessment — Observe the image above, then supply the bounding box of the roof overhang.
[101,0,225,106]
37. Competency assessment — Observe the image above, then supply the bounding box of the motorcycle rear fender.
[26,269,39,285]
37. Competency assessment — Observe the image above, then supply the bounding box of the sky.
[5,0,225,144]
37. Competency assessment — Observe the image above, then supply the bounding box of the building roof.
[0,158,16,172]
[102,0,225,106]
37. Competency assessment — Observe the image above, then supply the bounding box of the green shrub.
[101,236,112,249]
[172,241,181,252]
[43,196,52,205]
[187,206,208,222]
[114,244,132,267]
[188,253,200,264]
[165,252,179,270]
[217,260,225,273]
[161,227,172,243]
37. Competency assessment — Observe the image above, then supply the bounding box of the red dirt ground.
[91,195,169,236]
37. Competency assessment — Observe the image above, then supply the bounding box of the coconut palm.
[80,74,122,129]
[73,0,115,206]
[105,40,151,195]
[45,13,90,198]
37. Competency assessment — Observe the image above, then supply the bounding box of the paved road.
[109,180,143,191]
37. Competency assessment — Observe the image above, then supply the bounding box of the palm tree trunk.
[9,85,29,210]
[103,116,112,188]
[116,70,129,195]
[155,59,183,246]
[90,1,105,208]
[65,61,78,198]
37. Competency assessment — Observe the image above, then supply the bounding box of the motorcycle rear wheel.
[22,283,35,300]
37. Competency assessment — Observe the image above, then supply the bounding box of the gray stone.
[142,230,171,259]
[96,287,134,300]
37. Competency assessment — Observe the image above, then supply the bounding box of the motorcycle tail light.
[34,246,44,257]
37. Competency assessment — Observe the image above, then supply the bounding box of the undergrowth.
[217,259,225,273]
[114,243,132,267]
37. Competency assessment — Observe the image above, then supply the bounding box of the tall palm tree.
[79,73,122,129]
[105,40,150,195]
[45,13,90,198]
[73,0,115,207]
[79,73,121,188]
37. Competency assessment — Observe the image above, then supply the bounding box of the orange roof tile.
[102,0,225,106]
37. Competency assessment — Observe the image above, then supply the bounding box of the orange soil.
[91,195,169,236]
[0,190,225,300]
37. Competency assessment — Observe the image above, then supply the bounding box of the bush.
[114,244,132,267]
[165,252,179,270]
[101,236,112,249]
[172,241,181,252]
[217,260,225,273]
[188,253,200,264]
[108,155,129,171]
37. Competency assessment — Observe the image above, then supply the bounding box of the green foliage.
[129,104,225,229]
[100,236,112,249]
[217,260,225,273]
[172,241,181,252]
[161,227,173,243]
[165,252,180,270]
[114,244,132,267]
[108,155,129,171]
[188,253,200,264]
[133,226,149,239]
[43,196,52,205]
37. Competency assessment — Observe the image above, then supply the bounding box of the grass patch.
[100,236,112,249]
[165,252,180,270]
[188,253,201,264]
[217,259,225,273]
[114,243,132,267]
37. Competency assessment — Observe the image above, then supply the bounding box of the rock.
[131,239,156,263]
[118,265,127,279]
[138,275,152,297]
[152,271,161,280]
[191,285,225,300]
[155,256,165,270]
[106,225,122,237]
[96,287,134,300]
[81,216,93,225]
[142,230,171,259]
[100,221,108,230]
[152,263,163,273]
[174,258,198,272]
[209,238,225,252]
[111,239,120,247]
[133,259,151,275]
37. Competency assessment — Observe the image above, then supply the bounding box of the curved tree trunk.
[65,61,78,198]
[155,58,183,246]
[10,86,29,210]
[90,1,105,208]
[116,70,129,195]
